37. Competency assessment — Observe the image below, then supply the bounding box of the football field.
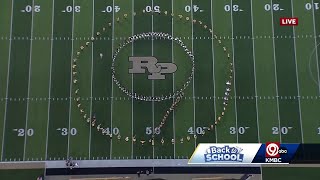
[0,0,320,162]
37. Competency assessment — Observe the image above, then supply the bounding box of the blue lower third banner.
[188,143,301,164]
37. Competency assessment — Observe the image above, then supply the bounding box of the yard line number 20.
[15,128,34,137]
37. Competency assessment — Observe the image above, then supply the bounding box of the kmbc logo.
[265,142,287,163]
[129,57,177,80]
[266,142,280,157]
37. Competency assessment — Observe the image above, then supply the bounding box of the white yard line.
[151,0,155,160]
[131,0,134,159]
[270,0,282,143]
[1,0,15,161]
[190,0,196,149]
[230,0,239,143]
[291,0,304,143]
[23,0,36,160]
[67,0,76,157]
[110,0,115,159]
[45,0,55,161]
[250,0,261,143]
[89,0,95,160]
[1,34,320,41]
[171,0,176,158]
[210,0,218,143]
[0,95,314,100]
[312,0,320,95]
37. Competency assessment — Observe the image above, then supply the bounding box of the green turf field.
[0,0,319,162]
[0,169,44,179]
[262,167,320,179]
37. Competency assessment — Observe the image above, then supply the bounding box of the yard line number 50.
[146,127,161,135]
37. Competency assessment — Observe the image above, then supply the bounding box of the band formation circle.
[71,11,234,144]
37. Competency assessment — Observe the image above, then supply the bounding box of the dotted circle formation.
[71,11,234,144]
[111,31,195,102]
